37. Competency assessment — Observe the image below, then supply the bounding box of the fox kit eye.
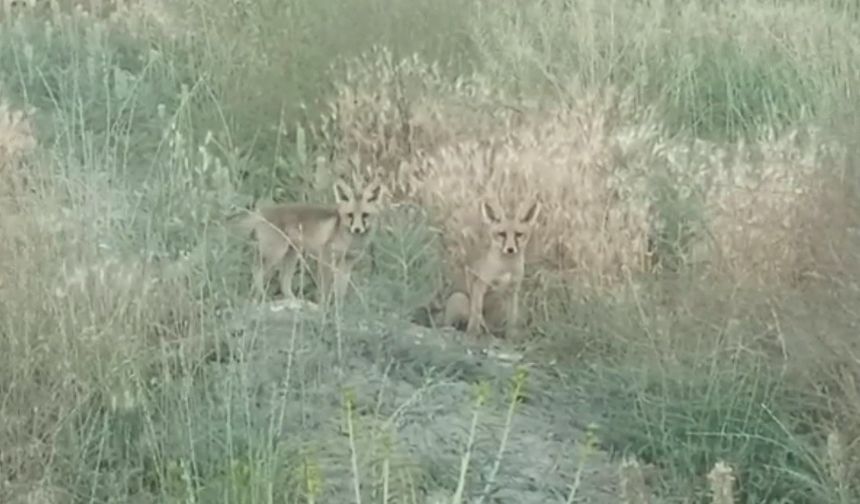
[361,212,369,220]
[496,232,506,239]
[514,232,524,239]
[346,212,354,219]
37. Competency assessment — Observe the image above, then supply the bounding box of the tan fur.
[231,178,383,304]
[443,199,541,338]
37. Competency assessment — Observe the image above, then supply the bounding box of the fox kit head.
[333,178,383,235]
[480,199,541,257]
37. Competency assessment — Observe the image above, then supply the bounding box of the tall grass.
[1,0,859,502]
[470,0,860,139]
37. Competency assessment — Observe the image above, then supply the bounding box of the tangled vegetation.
[1,0,859,502]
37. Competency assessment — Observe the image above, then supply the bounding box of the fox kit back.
[444,198,541,337]
[259,204,340,254]
[238,178,383,303]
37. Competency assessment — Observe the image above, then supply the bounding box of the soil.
[216,298,626,503]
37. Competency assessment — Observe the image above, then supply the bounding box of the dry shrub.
[21,0,187,39]
[318,52,661,290]
[0,187,200,482]
[707,461,737,504]
[403,96,851,291]
[0,101,200,491]
[1,0,35,18]
[757,166,860,496]
[316,46,521,198]
[778,286,860,494]
[0,100,36,202]
[103,0,185,39]
[322,50,855,300]
[0,99,38,296]
[695,128,848,284]
[402,87,658,293]
[619,456,651,504]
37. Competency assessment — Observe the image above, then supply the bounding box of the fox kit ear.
[519,200,541,225]
[333,179,354,203]
[480,201,502,224]
[362,181,383,204]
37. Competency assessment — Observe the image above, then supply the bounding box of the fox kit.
[231,178,383,305]
[443,199,541,338]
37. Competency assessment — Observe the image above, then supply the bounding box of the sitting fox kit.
[233,176,540,339]
[444,198,541,338]
[235,178,383,304]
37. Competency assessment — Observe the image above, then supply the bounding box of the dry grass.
[324,64,853,293]
[0,99,39,298]
[619,456,651,504]
[0,100,36,200]
[0,95,202,501]
[402,88,656,291]
[693,127,849,284]
[315,46,518,199]
[2,0,860,501]
[103,0,186,39]
[707,462,737,504]
[316,43,860,498]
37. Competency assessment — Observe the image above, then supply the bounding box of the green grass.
[1,0,859,502]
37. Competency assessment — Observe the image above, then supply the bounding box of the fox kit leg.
[253,225,290,299]
[315,258,331,305]
[255,246,286,299]
[506,284,521,339]
[278,249,300,299]
[443,292,470,330]
[466,280,489,335]
[331,259,353,303]
[316,252,340,306]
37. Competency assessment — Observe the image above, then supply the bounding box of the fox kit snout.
[234,178,383,305]
[443,198,541,338]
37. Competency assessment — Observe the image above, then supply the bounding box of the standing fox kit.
[443,199,541,338]
[233,178,383,304]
